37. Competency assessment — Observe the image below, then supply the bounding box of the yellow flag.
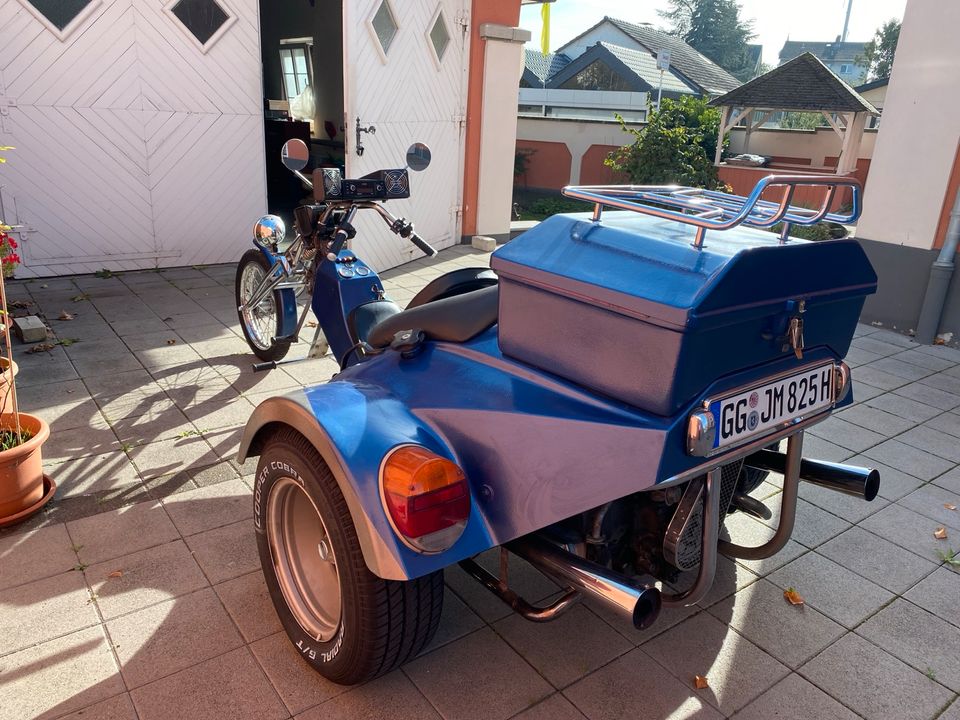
[541,3,551,55]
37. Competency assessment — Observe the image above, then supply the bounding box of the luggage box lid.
[491,212,877,332]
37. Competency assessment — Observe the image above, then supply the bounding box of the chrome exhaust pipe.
[745,449,880,501]
[507,534,662,630]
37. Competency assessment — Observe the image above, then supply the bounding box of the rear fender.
[238,383,493,580]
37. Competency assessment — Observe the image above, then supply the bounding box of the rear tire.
[254,427,443,685]
[236,249,291,362]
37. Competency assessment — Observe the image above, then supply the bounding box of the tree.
[605,96,726,188]
[859,19,900,80]
[659,0,756,81]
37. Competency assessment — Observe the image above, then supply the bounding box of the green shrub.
[605,96,727,189]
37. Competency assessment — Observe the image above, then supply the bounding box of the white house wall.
[0,0,266,277]
[857,0,960,250]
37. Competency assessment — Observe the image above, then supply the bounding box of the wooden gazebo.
[709,52,879,176]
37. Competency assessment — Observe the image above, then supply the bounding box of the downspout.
[916,186,960,344]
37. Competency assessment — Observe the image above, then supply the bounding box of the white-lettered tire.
[236,249,291,362]
[254,427,443,685]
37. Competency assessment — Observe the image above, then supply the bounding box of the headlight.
[253,215,285,250]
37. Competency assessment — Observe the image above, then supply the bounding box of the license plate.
[710,363,835,451]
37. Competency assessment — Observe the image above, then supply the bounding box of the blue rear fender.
[237,381,495,581]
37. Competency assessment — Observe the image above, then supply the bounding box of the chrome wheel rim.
[239,261,277,351]
[267,477,342,642]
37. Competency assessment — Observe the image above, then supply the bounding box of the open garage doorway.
[259,1,345,223]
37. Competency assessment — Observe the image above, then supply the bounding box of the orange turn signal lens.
[381,446,470,553]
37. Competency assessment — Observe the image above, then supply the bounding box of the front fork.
[243,244,324,355]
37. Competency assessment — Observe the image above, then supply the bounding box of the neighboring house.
[855,77,889,128]
[779,40,869,85]
[744,44,764,79]
[520,49,571,88]
[559,17,741,96]
[517,16,739,122]
[0,0,537,276]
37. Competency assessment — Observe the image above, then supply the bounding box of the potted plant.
[0,150,54,528]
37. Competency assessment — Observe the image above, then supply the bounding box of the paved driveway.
[0,248,958,720]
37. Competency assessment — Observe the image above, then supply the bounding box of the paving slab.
[0,523,77,591]
[846,455,924,501]
[54,693,138,720]
[107,587,243,689]
[68,502,179,565]
[0,626,125,720]
[862,439,955,481]
[707,579,845,669]
[85,540,208,620]
[767,551,894,629]
[404,627,553,720]
[731,673,860,720]
[161,477,251,536]
[836,402,917,436]
[249,631,344,715]
[512,693,587,720]
[426,587,485,652]
[899,484,960,531]
[563,647,722,720]
[185,519,259,584]
[894,382,960,411]
[130,647,287,720]
[214,570,283,644]
[0,570,101,656]
[867,391,945,422]
[493,603,633,689]
[797,481,890,523]
[859,502,957,564]
[801,633,952,720]
[643,611,789,715]
[818,526,938,593]
[904,567,960,631]
[295,669,440,720]
[858,599,960,692]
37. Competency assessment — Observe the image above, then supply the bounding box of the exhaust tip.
[863,469,880,502]
[632,587,662,630]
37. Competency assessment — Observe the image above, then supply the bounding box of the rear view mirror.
[406,143,432,172]
[281,139,310,172]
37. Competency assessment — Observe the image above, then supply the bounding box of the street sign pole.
[654,50,671,113]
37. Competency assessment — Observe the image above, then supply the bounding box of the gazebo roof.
[709,52,879,114]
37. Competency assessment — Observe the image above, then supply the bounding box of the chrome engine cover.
[663,461,744,571]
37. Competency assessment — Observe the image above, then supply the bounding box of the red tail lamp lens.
[381,446,470,553]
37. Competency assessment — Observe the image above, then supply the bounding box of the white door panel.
[0,0,265,277]
[343,0,468,272]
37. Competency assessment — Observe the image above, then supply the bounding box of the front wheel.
[236,249,291,362]
[254,428,443,685]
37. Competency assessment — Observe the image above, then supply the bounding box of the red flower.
[7,237,17,249]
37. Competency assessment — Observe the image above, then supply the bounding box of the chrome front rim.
[267,477,342,642]
[239,261,277,351]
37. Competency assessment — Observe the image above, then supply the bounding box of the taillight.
[380,446,470,553]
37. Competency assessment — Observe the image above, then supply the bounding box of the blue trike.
[236,140,879,685]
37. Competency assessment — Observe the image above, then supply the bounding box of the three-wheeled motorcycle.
[236,139,880,685]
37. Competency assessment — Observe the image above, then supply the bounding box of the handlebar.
[327,201,437,258]
[409,232,438,257]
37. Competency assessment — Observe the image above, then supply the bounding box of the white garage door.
[343,0,470,271]
[0,0,266,277]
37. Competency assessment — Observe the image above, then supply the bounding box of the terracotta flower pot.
[0,358,18,415]
[0,413,50,521]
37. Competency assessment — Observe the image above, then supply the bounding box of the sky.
[519,0,908,66]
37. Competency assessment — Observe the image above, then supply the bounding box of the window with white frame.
[839,63,850,74]
[280,44,313,104]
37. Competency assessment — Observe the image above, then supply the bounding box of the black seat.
[406,267,498,309]
[367,285,499,348]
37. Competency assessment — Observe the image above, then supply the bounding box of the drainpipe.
[916,186,960,344]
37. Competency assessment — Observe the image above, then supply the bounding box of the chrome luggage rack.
[562,174,862,249]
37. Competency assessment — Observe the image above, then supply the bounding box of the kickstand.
[307,324,330,359]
